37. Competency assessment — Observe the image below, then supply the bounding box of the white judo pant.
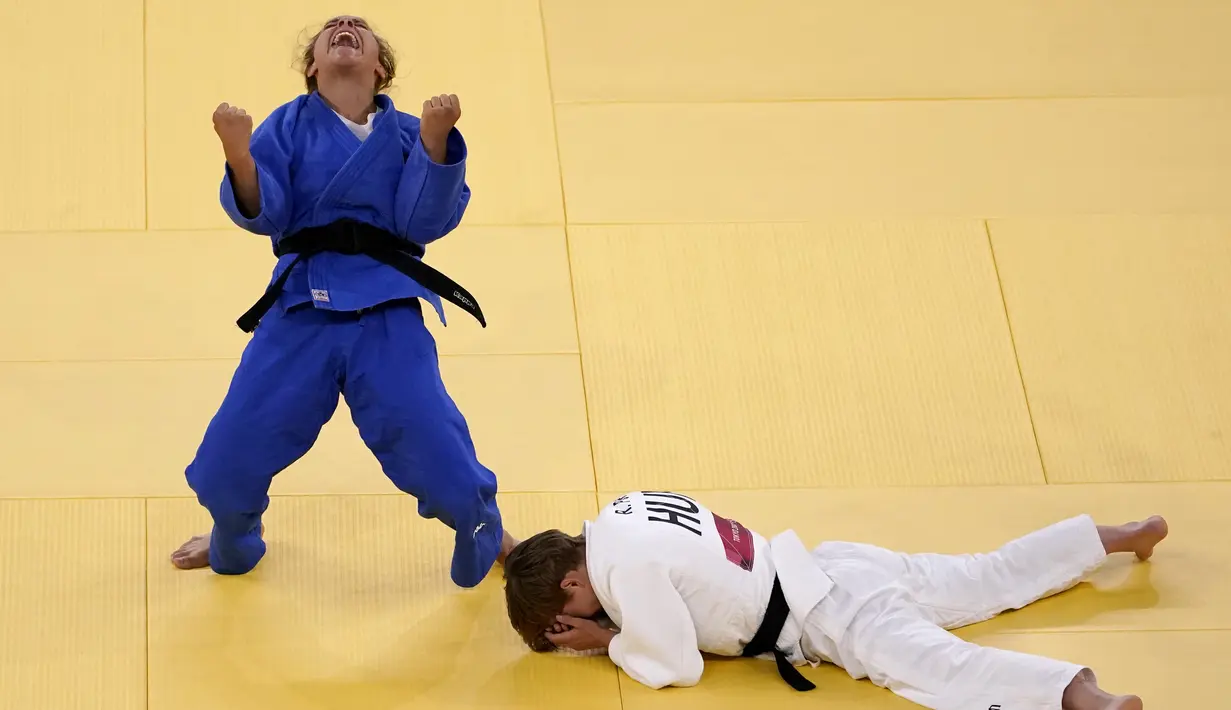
[800,515,1108,710]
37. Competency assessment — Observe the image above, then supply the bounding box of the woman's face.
[308,16,384,85]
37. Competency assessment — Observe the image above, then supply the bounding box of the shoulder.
[395,109,421,139]
[256,95,310,137]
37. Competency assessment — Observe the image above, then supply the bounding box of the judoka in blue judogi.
[171,15,517,588]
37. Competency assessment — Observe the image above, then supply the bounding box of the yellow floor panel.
[0,230,267,362]
[952,631,1227,707]
[542,0,1231,102]
[11,0,1231,707]
[991,217,1231,483]
[419,226,578,355]
[0,499,146,710]
[639,483,1231,633]
[0,2,144,232]
[145,0,561,231]
[0,227,575,362]
[570,222,1041,491]
[145,493,616,710]
[0,355,592,498]
[616,630,1226,709]
[555,98,1231,223]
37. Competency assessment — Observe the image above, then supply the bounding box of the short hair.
[299,18,397,94]
[503,529,587,652]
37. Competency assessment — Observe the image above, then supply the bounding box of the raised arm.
[395,94,471,243]
[606,562,705,689]
[217,102,296,236]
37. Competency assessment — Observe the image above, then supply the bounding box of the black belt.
[742,576,816,692]
[236,219,487,333]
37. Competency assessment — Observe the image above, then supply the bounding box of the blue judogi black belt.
[742,576,816,692]
[236,219,487,333]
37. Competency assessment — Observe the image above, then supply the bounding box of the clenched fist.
[213,103,254,160]
[419,94,461,163]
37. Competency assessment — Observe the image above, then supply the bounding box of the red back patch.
[713,512,755,571]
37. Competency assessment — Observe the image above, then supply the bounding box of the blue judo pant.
[184,299,503,588]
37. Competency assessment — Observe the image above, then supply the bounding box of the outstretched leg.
[834,592,1142,710]
[172,306,345,574]
[344,302,514,588]
[846,515,1168,629]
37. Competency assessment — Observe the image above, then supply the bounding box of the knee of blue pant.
[413,468,499,530]
[187,453,273,516]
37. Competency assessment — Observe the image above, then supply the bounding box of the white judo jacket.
[584,491,835,689]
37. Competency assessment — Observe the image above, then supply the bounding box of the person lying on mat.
[502,490,1163,710]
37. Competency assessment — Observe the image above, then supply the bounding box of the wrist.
[224,148,253,170]
[601,629,617,649]
[420,134,447,163]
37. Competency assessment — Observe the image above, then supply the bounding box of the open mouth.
[331,29,361,51]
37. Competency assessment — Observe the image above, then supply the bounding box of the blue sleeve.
[219,102,297,236]
[395,122,471,243]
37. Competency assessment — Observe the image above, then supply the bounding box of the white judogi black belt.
[742,576,816,692]
[236,219,487,333]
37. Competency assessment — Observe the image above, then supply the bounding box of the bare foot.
[1062,668,1143,710]
[1097,516,1168,560]
[1130,516,1168,561]
[170,534,211,570]
[170,524,264,570]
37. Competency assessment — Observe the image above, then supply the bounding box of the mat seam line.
[0,351,583,365]
[537,0,602,515]
[143,497,150,710]
[1,479,1222,502]
[985,219,1048,484]
[142,0,149,231]
[551,93,1192,106]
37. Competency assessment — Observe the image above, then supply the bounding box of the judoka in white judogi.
[535,490,1158,710]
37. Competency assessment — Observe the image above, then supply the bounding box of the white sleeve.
[606,562,704,689]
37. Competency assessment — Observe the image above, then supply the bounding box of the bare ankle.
[1096,525,1134,555]
[1097,517,1167,560]
[1062,668,1142,710]
[1063,668,1099,709]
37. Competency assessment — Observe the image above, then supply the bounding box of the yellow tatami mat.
[659,484,1230,632]
[542,0,1231,102]
[954,630,1224,707]
[0,227,575,362]
[0,499,146,710]
[991,217,1231,483]
[0,355,591,498]
[146,493,616,710]
[616,630,1225,710]
[145,0,561,230]
[570,222,1041,491]
[0,231,268,362]
[0,2,144,232]
[6,0,1231,707]
[555,98,1231,223]
[419,227,578,355]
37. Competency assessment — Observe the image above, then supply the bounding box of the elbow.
[223,206,278,236]
[622,659,704,690]
[220,173,283,236]
[636,669,701,690]
[403,222,452,243]
[676,659,704,687]
[401,206,465,243]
